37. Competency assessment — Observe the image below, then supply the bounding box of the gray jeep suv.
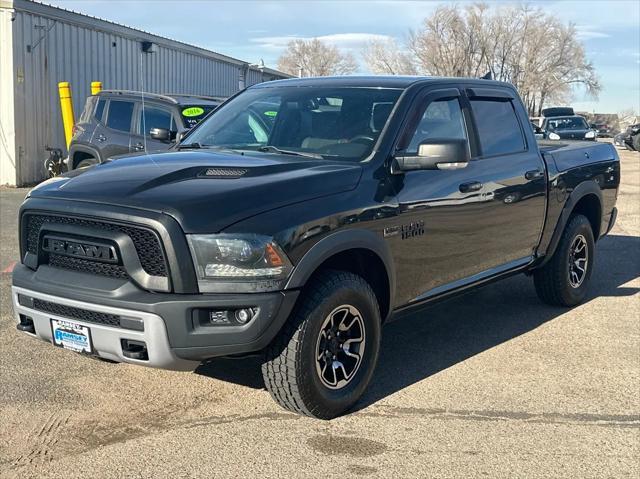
[69,90,224,169]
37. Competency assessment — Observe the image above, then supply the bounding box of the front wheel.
[262,270,381,419]
[76,157,99,169]
[533,214,595,306]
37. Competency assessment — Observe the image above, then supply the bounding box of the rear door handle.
[459,181,483,193]
[525,169,544,180]
[133,142,144,151]
[96,134,107,142]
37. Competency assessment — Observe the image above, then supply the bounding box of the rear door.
[464,87,547,266]
[94,99,136,158]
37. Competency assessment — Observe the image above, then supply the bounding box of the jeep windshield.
[184,86,402,162]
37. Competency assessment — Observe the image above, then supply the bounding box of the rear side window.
[94,99,106,122]
[106,100,134,132]
[139,106,173,136]
[470,99,525,157]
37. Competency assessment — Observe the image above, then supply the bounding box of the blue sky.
[47,0,640,113]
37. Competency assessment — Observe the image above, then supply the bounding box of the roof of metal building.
[6,0,291,78]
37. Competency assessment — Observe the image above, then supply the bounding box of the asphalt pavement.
[0,145,638,478]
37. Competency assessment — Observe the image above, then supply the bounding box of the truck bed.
[538,140,617,172]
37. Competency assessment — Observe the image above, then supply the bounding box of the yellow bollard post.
[91,81,102,95]
[58,81,75,149]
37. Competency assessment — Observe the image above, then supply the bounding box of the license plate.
[51,319,93,354]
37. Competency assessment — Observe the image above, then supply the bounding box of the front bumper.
[12,264,299,370]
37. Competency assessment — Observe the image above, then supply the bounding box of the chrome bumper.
[11,286,199,371]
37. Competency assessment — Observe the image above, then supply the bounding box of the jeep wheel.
[533,214,595,306]
[76,157,99,169]
[262,270,381,419]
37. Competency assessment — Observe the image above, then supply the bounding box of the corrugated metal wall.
[8,1,288,185]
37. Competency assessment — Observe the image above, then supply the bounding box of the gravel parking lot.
[1,145,638,478]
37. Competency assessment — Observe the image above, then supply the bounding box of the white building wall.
[0,1,17,185]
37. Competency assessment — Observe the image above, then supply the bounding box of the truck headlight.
[585,130,596,139]
[187,234,293,292]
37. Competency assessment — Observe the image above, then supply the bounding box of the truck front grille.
[32,297,122,328]
[24,213,168,278]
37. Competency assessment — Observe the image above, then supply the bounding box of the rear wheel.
[262,270,381,419]
[533,214,595,306]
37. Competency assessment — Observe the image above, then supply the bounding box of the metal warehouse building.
[0,0,289,186]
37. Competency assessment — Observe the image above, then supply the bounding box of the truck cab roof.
[250,75,515,90]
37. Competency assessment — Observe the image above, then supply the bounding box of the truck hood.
[29,150,363,233]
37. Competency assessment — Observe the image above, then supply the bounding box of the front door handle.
[525,169,544,180]
[459,181,483,193]
[133,142,144,151]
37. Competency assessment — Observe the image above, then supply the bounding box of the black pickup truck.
[12,76,619,419]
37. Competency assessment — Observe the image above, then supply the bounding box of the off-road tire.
[534,214,595,306]
[262,270,381,419]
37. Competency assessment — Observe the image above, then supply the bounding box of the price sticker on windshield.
[182,107,205,117]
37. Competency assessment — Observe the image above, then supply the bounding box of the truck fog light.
[235,308,255,324]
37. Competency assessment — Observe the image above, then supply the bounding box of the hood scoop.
[198,167,248,178]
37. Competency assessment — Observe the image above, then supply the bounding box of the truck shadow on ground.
[196,234,639,410]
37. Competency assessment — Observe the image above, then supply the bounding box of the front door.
[390,87,546,306]
[131,103,177,153]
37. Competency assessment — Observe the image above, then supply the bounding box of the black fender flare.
[539,180,603,267]
[69,144,102,169]
[284,229,396,310]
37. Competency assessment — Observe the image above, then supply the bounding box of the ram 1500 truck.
[12,76,619,419]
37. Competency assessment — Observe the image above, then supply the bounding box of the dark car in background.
[542,115,597,141]
[621,123,640,151]
[68,90,225,169]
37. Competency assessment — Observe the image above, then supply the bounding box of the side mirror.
[393,139,469,172]
[150,128,171,141]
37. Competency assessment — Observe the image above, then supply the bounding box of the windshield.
[180,105,218,129]
[546,117,589,131]
[184,86,402,161]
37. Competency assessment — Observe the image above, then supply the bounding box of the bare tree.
[277,38,357,77]
[362,38,417,75]
[402,3,600,115]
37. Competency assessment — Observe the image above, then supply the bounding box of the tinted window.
[407,98,467,152]
[470,99,525,156]
[106,100,134,132]
[140,106,173,136]
[94,99,106,122]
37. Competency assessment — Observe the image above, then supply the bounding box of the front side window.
[406,98,467,153]
[106,100,134,132]
[470,99,525,157]
[139,106,173,136]
[185,87,402,162]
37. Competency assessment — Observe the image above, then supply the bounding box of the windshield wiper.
[177,142,204,150]
[256,145,323,159]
